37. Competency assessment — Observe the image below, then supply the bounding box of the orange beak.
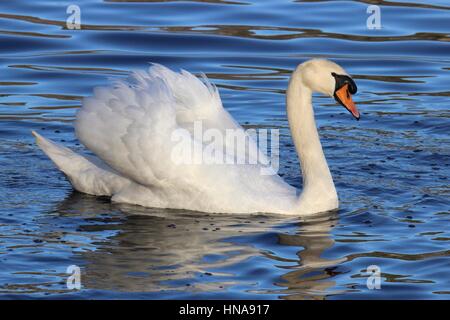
[334,83,360,120]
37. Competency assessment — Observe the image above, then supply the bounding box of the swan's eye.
[331,72,357,95]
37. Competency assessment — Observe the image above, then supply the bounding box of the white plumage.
[34,59,356,215]
[34,64,296,214]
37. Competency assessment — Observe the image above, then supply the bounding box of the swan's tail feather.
[32,130,82,176]
[32,131,129,196]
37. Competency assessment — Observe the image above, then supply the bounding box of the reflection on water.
[0,191,343,299]
[0,0,449,299]
[275,214,345,300]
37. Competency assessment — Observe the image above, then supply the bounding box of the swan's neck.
[287,69,338,213]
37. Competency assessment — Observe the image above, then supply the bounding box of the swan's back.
[72,65,296,213]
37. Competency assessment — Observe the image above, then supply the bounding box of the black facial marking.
[331,72,359,120]
[331,72,357,94]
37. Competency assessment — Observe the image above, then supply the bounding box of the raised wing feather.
[75,64,265,191]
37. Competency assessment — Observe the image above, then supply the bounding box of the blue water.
[0,0,449,299]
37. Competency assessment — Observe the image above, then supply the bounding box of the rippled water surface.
[0,0,449,299]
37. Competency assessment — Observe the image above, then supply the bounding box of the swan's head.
[298,59,359,120]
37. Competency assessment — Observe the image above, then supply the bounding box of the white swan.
[33,59,359,215]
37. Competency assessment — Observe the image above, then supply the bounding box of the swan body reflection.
[52,192,342,298]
